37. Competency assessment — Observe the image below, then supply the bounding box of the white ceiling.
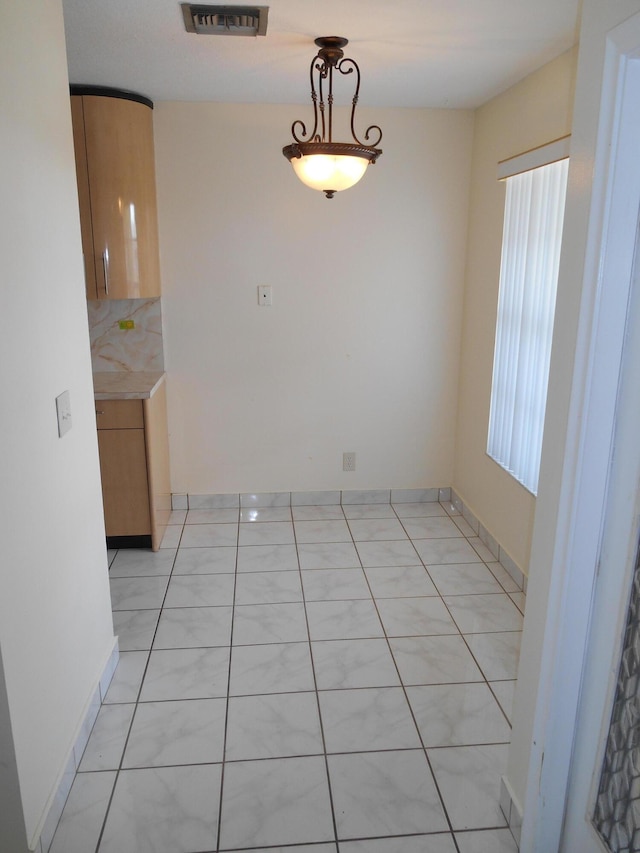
[61,0,581,109]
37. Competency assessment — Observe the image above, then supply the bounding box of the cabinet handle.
[96,410,105,415]
[102,250,109,296]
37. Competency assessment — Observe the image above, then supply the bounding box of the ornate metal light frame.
[282,36,383,199]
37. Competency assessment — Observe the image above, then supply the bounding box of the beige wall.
[154,103,474,495]
[453,48,578,574]
[0,0,115,846]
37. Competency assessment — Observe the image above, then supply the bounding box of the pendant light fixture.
[282,36,383,199]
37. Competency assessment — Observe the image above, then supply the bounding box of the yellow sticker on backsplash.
[118,320,135,330]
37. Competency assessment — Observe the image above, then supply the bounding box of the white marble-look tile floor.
[49,500,524,853]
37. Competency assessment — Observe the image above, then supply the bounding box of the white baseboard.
[36,639,119,853]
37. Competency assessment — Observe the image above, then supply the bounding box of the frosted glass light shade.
[291,153,369,193]
[282,142,381,198]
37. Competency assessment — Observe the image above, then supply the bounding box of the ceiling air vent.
[181,4,268,36]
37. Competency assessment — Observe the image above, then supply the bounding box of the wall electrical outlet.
[56,390,72,438]
[343,452,356,472]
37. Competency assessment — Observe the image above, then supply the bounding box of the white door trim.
[519,11,640,852]
[561,212,640,850]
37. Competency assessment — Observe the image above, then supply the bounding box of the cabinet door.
[82,95,161,299]
[97,428,151,536]
[70,97,98,298]
[95,399,144,430]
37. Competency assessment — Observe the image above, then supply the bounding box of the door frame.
[518,10,640,852]
[560,195,640,849]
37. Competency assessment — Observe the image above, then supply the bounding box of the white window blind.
[487,155,569,495]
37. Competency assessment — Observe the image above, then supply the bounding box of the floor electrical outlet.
[343,452,356,472]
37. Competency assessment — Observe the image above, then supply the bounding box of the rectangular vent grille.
[181,4,268,36]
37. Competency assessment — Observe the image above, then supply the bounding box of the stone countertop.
[93,371,166,400]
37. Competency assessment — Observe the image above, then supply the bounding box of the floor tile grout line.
[109,623,521,670]
[292,515,343,853]
[70,737,515,769]
[436,500,525,597]
[481,553,525,596]
[357,511,461,840]
[485,681,516,727]
[215,519,241,852]
[89,526,185,853]
[382,505,518,835]
[353,516,464,853]
[217,830,456,852]
[392,514,523,632]
[456,628,516,728]
[417,523,519,730]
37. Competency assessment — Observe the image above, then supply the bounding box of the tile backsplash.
[87,298,164,372]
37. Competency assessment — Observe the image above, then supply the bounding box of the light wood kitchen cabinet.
[70,86,161,300]
[95,383,170,551]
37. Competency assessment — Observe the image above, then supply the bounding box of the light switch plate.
[56,390,72,438]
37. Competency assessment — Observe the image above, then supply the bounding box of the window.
[487,141,569,495]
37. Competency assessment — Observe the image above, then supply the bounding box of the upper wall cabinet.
[70,86,161,299]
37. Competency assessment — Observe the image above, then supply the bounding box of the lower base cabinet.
[95,383,170,551]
